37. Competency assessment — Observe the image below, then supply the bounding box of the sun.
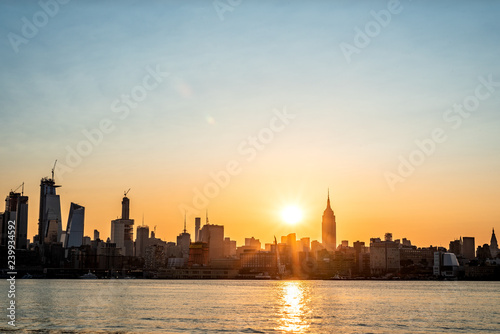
[281,206,303,225]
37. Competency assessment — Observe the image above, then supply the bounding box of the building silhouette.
[135,225,149,258]
[490,228,498,258]
[194,217,201,242]
[370,233,400,276]
[200,222,224,261]
[462,237,475,260]
[177,216,191,261]
[64,203,85,248]
[223,237,237,257]
[188,241,209,266]
[322,190,336,251]
[122,196,130,220]
[110,194,134,256]
[1,191,28,249]
[38,177,62,244]
[449,237,462,256]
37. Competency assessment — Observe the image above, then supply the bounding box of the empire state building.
[322,190,336,251]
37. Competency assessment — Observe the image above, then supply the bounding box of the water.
[1,280,499,333]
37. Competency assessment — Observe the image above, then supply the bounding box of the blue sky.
[1,0,500,246]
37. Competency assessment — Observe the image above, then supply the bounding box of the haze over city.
[1,0,499,248]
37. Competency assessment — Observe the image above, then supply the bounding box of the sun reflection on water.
[276,281,312,333]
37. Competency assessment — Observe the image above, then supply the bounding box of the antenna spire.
[183,211,187,233]
[206,209,209,225]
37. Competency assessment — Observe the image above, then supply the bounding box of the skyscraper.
[135,225,149,258]
[64,203,85,248]
[462,237,475,260]
[110,194,134,256]
[1,191,28,249]
[322,190,336,251]
[490,228,498,258]
[195,217,201,242]
[200,223,224,261]
[177,217,191,261]
[122,196,130,220]
[38,177,62,245]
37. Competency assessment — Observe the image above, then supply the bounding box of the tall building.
[200,223,224,261]
[38,177,62,245]
[188,242,209,266]
[111,220,125,253]
[245,237,261,250]
[110,194,134,256]
[1,191,28,249]
[490,228,498,258]
[370,237,400,275]
[223,237,237,257]
[322,190,336,251]
[64,203,85,248]
[177,216,191,260]
[449,238,462,256]
[94,229,100,241]
[135,225,149,258]
[299,237,310,252]
[122,196,130,220]
[462,237,475,260]
[195,217,201,242]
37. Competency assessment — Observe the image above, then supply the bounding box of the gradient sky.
[1,0,499,248]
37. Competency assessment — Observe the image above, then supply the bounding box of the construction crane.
[11,182,24,195]
[51,160,57,181]
[124,188,131,197]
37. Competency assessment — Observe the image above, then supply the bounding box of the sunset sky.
[1,0,499,248]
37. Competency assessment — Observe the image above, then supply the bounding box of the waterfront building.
[200,223,224,261]
[370,235,400,276]
[433,251,459,277]
[188,241,209,266]
[240,249,276,272]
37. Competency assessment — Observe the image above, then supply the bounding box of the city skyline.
[1,1,500,248]
[1,174,497,249]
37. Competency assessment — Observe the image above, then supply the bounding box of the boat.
[79,271,97,279]
[255,273,272,279]
[21,273,33,279]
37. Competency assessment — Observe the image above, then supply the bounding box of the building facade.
[322,191,336,251]
[38,177,62,244]
[64,203,85,248]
